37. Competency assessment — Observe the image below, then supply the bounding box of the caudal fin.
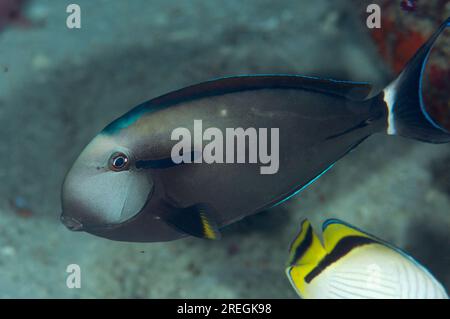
[382,18,450,143]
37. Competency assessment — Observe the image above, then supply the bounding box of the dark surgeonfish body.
[61,19,450,242]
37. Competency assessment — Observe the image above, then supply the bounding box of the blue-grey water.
[0,0,448,298]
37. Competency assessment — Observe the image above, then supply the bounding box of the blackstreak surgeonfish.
[61,19,450,242]
[286,219,448,299]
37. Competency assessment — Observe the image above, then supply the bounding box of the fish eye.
[109,152,129,171]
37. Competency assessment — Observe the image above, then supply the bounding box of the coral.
[0,0,30,31]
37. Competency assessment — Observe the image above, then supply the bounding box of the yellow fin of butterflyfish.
[321,219,380,253]
[286,219,326,298]
[287,219,326,266]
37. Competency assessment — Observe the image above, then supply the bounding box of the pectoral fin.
[161,202,221,240]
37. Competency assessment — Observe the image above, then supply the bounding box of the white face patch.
[62,134,153,226]
[65,169,151,224]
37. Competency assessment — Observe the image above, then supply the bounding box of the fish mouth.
[59,181,155,234]
[60,212,130,233]
[60,214,84,231]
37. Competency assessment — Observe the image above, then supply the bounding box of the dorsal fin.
[322,219,429,268]
[152,75,373,106]
[287,219,326,266]
[322,219,380,253]
[286,219,326,297]
[104,75,373,134]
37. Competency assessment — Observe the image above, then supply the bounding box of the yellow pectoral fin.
[200,212,220,240]
[161,202,221,240]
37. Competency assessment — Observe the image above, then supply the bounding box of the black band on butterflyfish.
[290,224,314,264]
[304,236,376,283]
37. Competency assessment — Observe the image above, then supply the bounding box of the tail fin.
[382,18,450,143]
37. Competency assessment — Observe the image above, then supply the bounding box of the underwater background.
[0,0,448,298]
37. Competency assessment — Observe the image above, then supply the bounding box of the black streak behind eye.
[135,151,200,169]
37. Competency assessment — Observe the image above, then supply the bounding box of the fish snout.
[60,214,84,231]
